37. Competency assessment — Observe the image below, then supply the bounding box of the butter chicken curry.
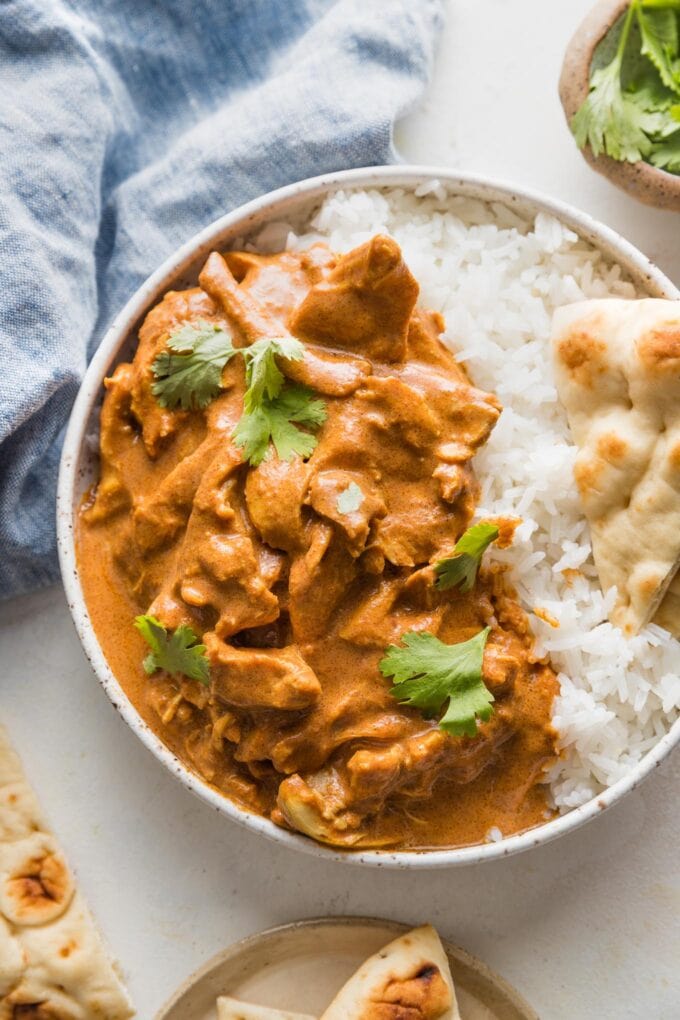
[78,235,558,850]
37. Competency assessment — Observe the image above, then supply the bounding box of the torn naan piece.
[217,1000,315,1020]
[0,725,134,1019]
[320,925,460,1020]
[654,572,680,635]
[552,298,680,637]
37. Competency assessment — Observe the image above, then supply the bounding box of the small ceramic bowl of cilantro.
[560,0,680,210]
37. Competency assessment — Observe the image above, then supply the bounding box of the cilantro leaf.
[650,126,680,167]
[434,522,500,593]
[628,75,678,123]
[572,59,659,161]
[628,68,680,140]
[242,336,305,413]
[336,482,364,515]
[134,615,210,686]
[151,321,237,410]
[380,628,494,738]
[233,384,327,466]
[637,4,680,94]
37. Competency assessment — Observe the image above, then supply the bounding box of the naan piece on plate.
[319,924,460,1020]
[217,1000,315,1019]
[552,298,680,637]
[0,724,134,1019]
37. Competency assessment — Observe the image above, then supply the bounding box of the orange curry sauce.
[78,236,558,850]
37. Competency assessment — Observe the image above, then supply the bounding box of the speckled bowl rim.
[57,164,680,869]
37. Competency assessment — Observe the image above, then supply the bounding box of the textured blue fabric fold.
[0,0,443,598]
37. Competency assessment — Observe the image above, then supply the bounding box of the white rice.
[253,183,680,814]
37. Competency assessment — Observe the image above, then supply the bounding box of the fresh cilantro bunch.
[151,323,326,466]
[571,0,680,173]
[135,615,210,686]
[380,628,494,738]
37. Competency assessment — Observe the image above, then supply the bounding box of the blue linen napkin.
[0,0,443,599]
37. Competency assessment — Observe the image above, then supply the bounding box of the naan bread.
[654,572,680,636]
[319,925,460,1020]
[217,999,315,1019]
[0,725,134,1019]
[552,298,680,636]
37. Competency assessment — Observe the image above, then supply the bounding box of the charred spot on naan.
[365,961,452,1018]
[637,570,668,604]
[0,836,74,927]
[572,457,593,494]
[638,325,680,373]
[573,457,604,499]
[10,1004,50,1018]
[0,784,42,843]
[556,327,609,388]
[595,432,629,464]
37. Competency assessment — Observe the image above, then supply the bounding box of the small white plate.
[155,917,538,1020]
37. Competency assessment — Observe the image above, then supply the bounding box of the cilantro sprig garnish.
[571,1,680,173]
[434,522,499,593]
[241,336,305,412]
[380,628,494,738]
[233,383,327,466]
[233,336,327,465]
[151,323,326,466]
[134,615,210,686]
[152,322,237,410]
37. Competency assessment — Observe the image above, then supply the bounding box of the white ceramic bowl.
[57,165,680,868]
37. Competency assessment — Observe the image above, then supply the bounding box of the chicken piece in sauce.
[78,235,558,851]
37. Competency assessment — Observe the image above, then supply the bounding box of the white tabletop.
[3,3,679,1018]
